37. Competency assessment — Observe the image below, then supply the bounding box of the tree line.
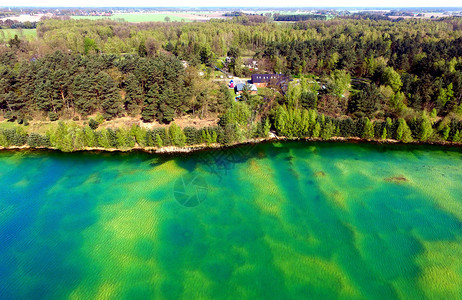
[2,16,462,149]
[22,17,462,119]
[273,105,462,143]
[273,14,330,21]
[0,50,231,124]
[0,100,272,152]
[3,107,462,152]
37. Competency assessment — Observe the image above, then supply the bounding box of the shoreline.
[1,136,462,155]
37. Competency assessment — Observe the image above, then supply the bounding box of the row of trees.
[3,108,462,152]
[0,122,247,152]
[0,97,272,152]
[273,105,462,143]
[0,20,37,29]
[273,14,330,21]
[25,17,462,81]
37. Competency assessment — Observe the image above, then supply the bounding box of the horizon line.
[2,6,462,9]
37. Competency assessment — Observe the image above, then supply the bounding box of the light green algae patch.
[416,240,462,299]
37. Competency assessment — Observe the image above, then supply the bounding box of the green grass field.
[0,29,37,41]
[71,13,189,22]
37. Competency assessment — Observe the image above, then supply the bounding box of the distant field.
[71,12,229,22]
[388,12,449,19]
[72,13,191,22]
[0,29,37,41]
[244,10,315,15]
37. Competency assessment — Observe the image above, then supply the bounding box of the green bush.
[89,119,99,130]
[184,127,201,145]
[169,123,186,147]
[48,112,59,121]
[27,133,50,148]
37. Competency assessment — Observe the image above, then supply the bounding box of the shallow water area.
[0,142,461,299]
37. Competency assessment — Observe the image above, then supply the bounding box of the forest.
[1,15,462,151]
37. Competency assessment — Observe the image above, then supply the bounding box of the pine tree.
[381,127,387,140]
[142,84,159,122]
[453,130,461,143]
[146,132,154,147]
[72,72,97,116]
[312,122,321,138]
[275,106,288,136]
[74,127,86,150]
[418,112,433,141]
[98,128,112,149]
[396,118,412,143]
[321,121,335,140]
[131,124,147,147]
[84,126,97,147]
[124,74,144,116]
[362,118,375,139]
[155,133,163,147]
[441,125,450,141]
[169,122,186,147]
[116,129,128,149]
[158,87,176,123]
[97,72,122,120]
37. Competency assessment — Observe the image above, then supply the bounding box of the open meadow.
[0,29,37,41]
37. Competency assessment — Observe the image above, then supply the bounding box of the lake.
[0,142,461,299]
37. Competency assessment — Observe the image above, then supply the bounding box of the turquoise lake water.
[0,142,461,299]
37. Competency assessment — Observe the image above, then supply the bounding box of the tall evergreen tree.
[141,83,159,122]
[97,72,122,119]
[124,73,144,116]
[71,72,97,116]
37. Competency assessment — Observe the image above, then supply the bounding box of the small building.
[234,83,258,95]
[251,74,292,87]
